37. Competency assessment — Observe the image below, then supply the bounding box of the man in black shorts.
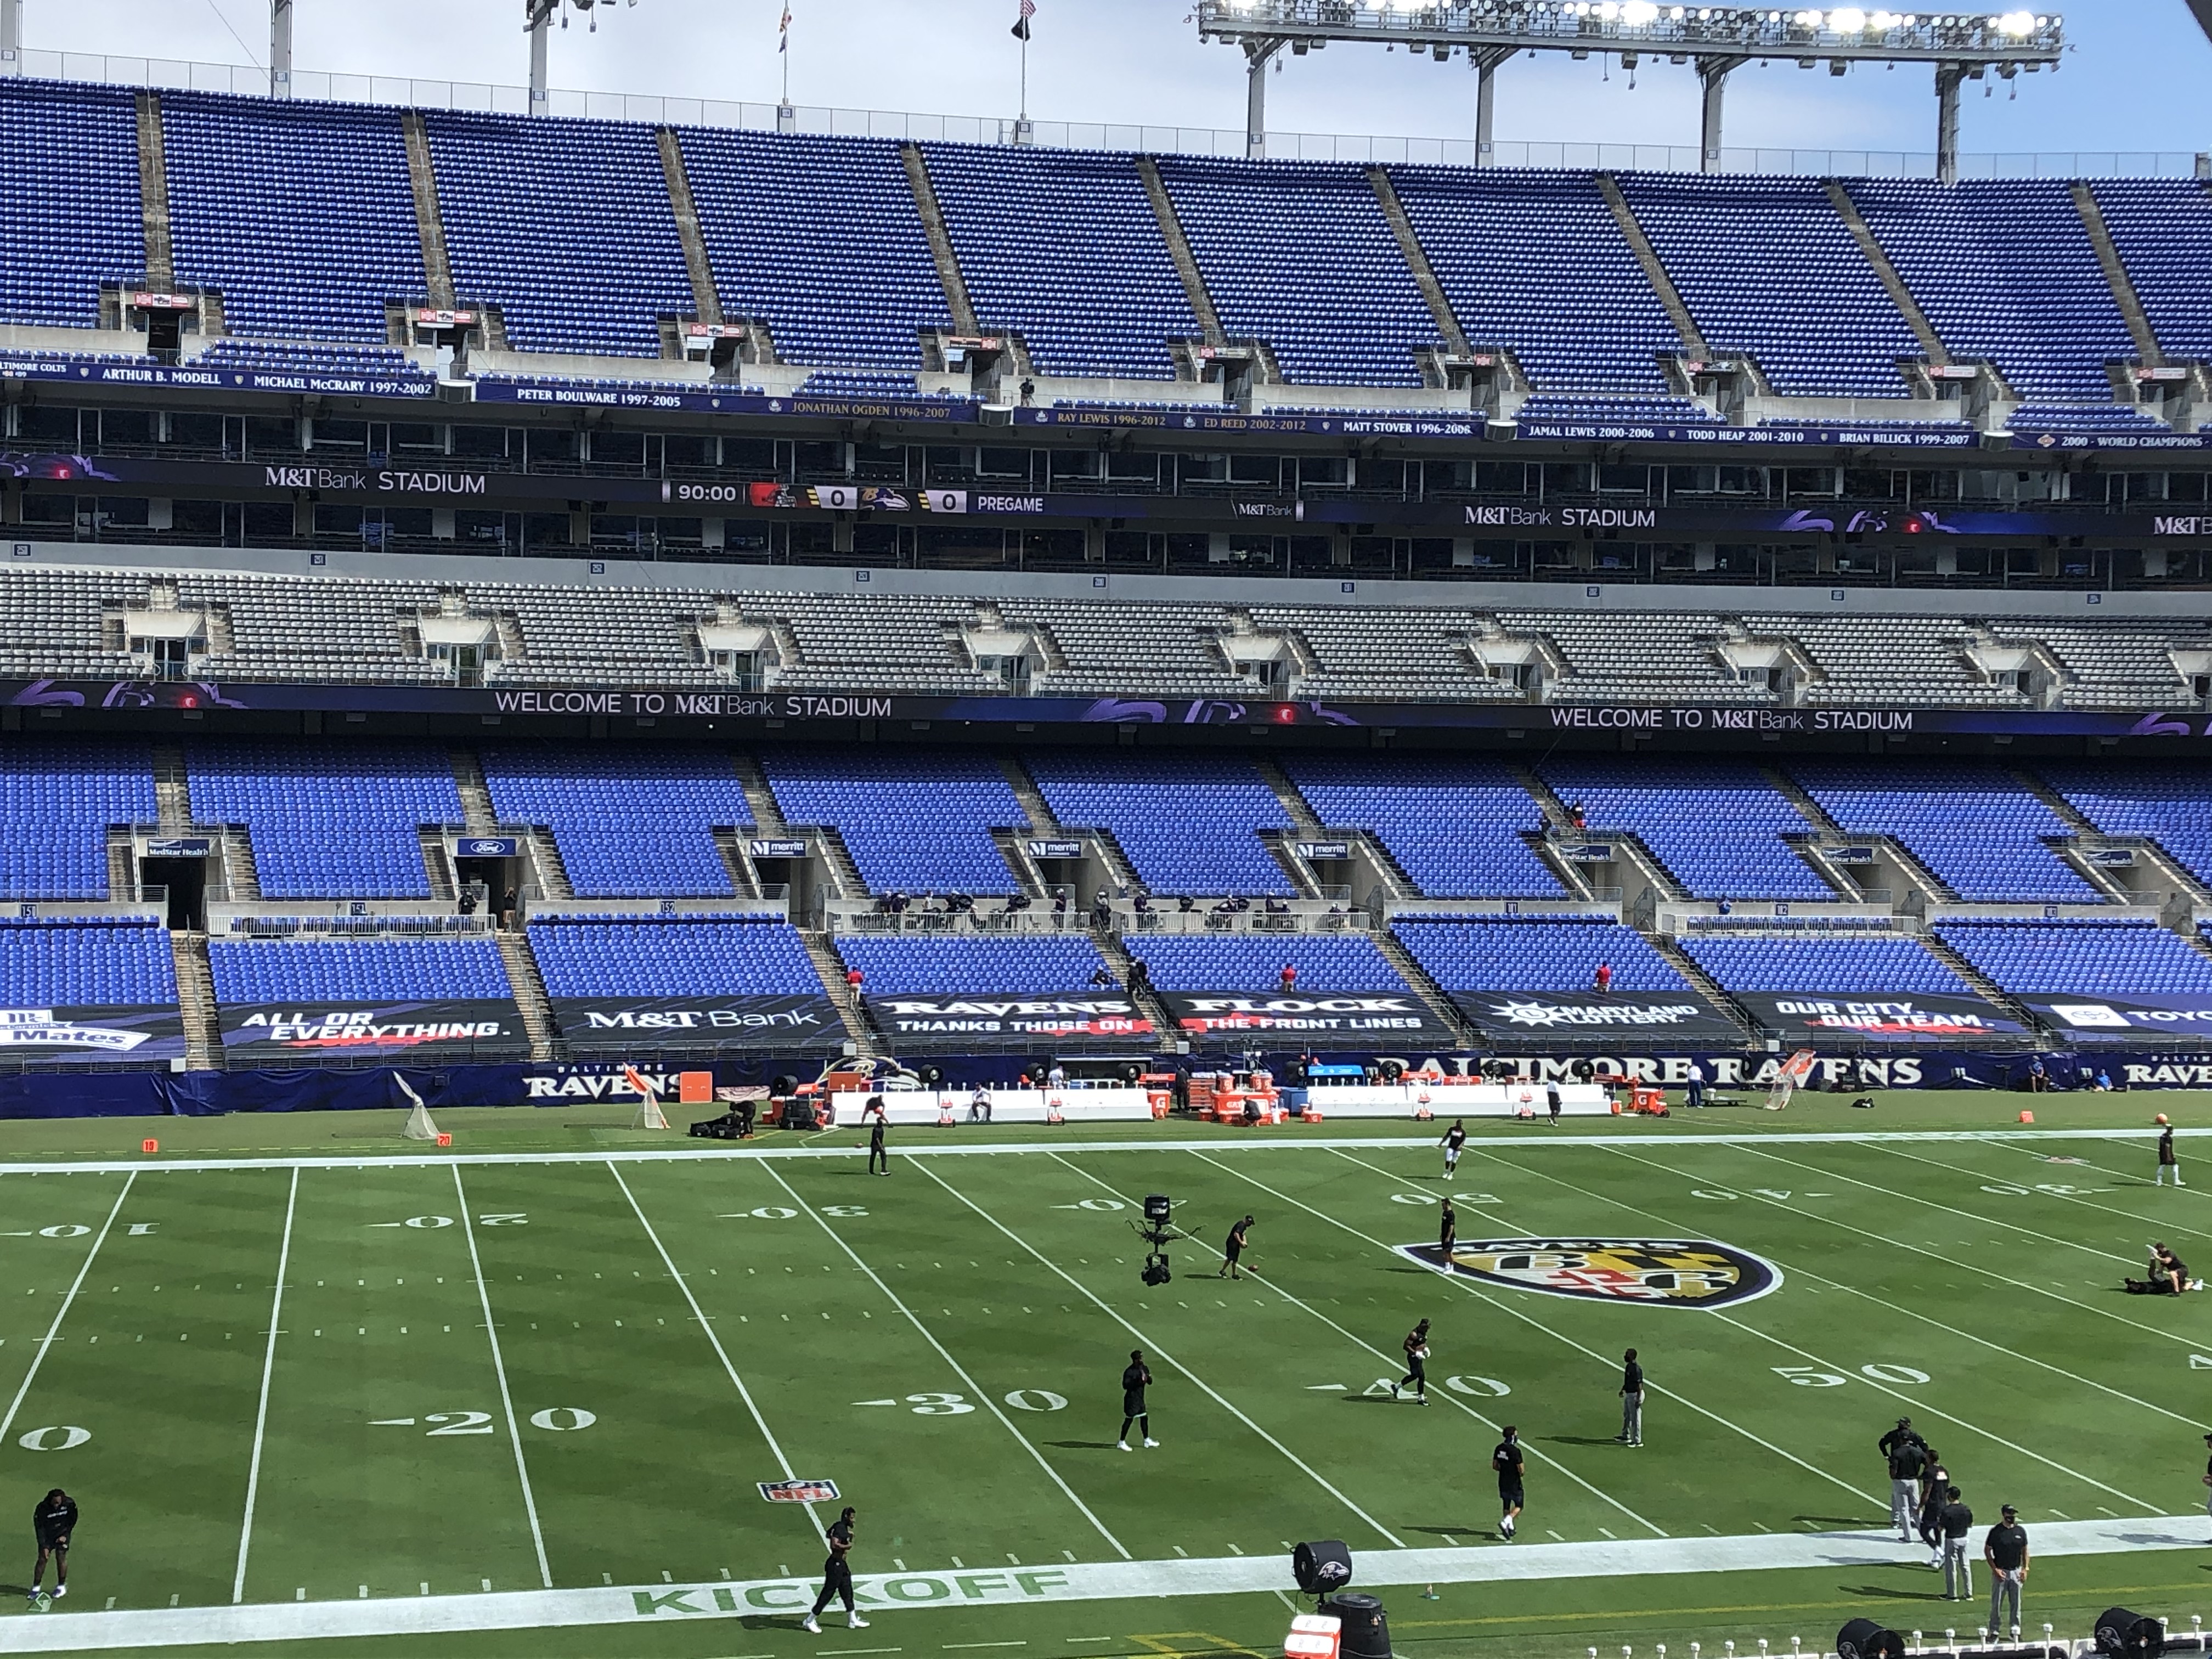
[1493,1426,1525,1539]
[1220,1215,1253,1280]
[866,1100,889,1177]
[802,1505,868,1633]
[30,1489,75,1605]
[1393,1318,1431,1404]
[1437,1198,1457,1262]
[1118,1349,1158,1450]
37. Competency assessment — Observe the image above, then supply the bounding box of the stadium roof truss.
[1193,2,2065,183]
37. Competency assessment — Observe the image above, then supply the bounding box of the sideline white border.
[0,1125,2192,1178]
[4,1515,2207,1654]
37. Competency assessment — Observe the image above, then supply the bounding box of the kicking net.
[396,1075,441,1142]
[1764,1049,1818,1112]
[625,1065,672,1130]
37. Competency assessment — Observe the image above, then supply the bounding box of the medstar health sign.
[1407,1238,1782,1308]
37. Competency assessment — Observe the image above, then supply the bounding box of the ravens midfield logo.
[1401,1238,1781,1308]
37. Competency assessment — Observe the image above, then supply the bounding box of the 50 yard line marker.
[232,1166,300,1604]
[0,1171,136,1448]
[761,1163,1132,1561]
[608,1162,827,1539]
[454,1166,552,1588]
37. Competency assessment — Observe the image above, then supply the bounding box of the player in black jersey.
[802,1506,867,1633]
[1492,1427,1525,1539]
[866,1099,890,1176]
[1118,1350,1158,1450]
[30,1490,75,1605]
[1437,1198,1457,1262]
[1439,1119,1467,1178]
[1392,1318,1432,1404]
[1219,1215,1253,1280]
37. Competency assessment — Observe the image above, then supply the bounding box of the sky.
[26,0,2212,160]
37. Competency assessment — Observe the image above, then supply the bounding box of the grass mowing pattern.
[4,1118,2212,1656]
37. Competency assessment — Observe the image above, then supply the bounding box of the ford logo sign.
[459,838,517,857]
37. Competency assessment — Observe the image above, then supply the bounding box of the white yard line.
[1312,1148,1886,1512]
[0,1171,136,1447]
[757,1161,1132,1561]
[4,1515,2208,1654]
[1533,1142,2204,1430]
[1727,1142,2209,1348]
[910,1157,1406,1549]
[1044,1150,1666,1539]
[3,1126,2208,1180]
[230,1166,301,1605]
[1870,1137,2212,1248]
[1472,1139,2169,1514]
[452,1165,552,1589]
[606,1161,826,1538]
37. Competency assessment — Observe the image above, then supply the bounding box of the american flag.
[778,4,792,52]
[1012,0,1035,40]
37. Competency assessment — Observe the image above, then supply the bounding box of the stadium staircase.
[899,143,981,337]
[2070,182,2164,368]
[399,110,458,312]
[105,829,137,902]
[727,753,882,1054]
[1594,174,1708,360]
[417,830,456,900]
[1766,768,1958,910]
[1914,930,2038,1028]
[134,91,176,291]
[494,934,565,1063]
[997,754,1145,895]
[713,828,764,899]
[1646,937,1759,1040]
[168,930,223,1069]
[657,128,724,329]
[1511,761,1690,904]
[2011,769,2205,909]
[1083,928,1179,1053]
[151,743,193,832]
[1133,155,1229,350]
[1369,933,1471,1047]
[1250,755,1418,900]
[1822,180,1951,365]
[1366,166,1474,362]
[800,933,885,1059]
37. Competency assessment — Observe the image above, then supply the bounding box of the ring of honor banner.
[0,1005,187,1064]
[1159,991,1458,1043]
[218,1000,529,1060]
[1731,991,2030,1043]
[550,995,841,1052]
[2023,995,2212,1041]
[865,994,1154,1051]
[1449,991,1741,1041]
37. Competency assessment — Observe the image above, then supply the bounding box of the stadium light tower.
[1193,3,2065,183]
[524,0,636,114]
[270,0,292,97]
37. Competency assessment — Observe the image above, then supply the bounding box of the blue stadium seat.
[0,80,142,330]
[188,739,460,899]
[760,747,1019,895]
[1279,754,1561,899]
[1539,758,1831,901]
[1681,935,1966,995]
[835,934,1110,994]
[481,747,751,899]
[1128,935,1408,993]
[1392,917,1684,992]
[1790,760,2096,902]
[1936,919,2212,997]
[1023,751,1293,896]
[0,919,177,1006]
[207,937,510,1002]
[0,738,157,901]
[528,916,820,997]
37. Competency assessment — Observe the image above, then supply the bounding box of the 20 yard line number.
[1774,1365,1932,1388]
[366,1408,597,1435]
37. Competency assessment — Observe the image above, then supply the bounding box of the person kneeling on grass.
[29,1489,74,1606]
[2125,1242,2204,1294]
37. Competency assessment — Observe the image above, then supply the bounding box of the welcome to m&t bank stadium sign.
[14,675,2212,743]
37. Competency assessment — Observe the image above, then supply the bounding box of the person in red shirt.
[845,967,863,991]
[1594,962,1612,994]
[1279,962,1297,992]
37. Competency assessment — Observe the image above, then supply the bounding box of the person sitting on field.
[2125,1243,2203,1295]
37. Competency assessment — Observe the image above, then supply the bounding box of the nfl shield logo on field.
[1404,1238,1781,1308]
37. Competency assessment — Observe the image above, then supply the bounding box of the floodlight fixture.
[1192,0,2063,179]
[525,0,640,110]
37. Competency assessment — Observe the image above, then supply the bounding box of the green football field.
[8,1096,2212,1659]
